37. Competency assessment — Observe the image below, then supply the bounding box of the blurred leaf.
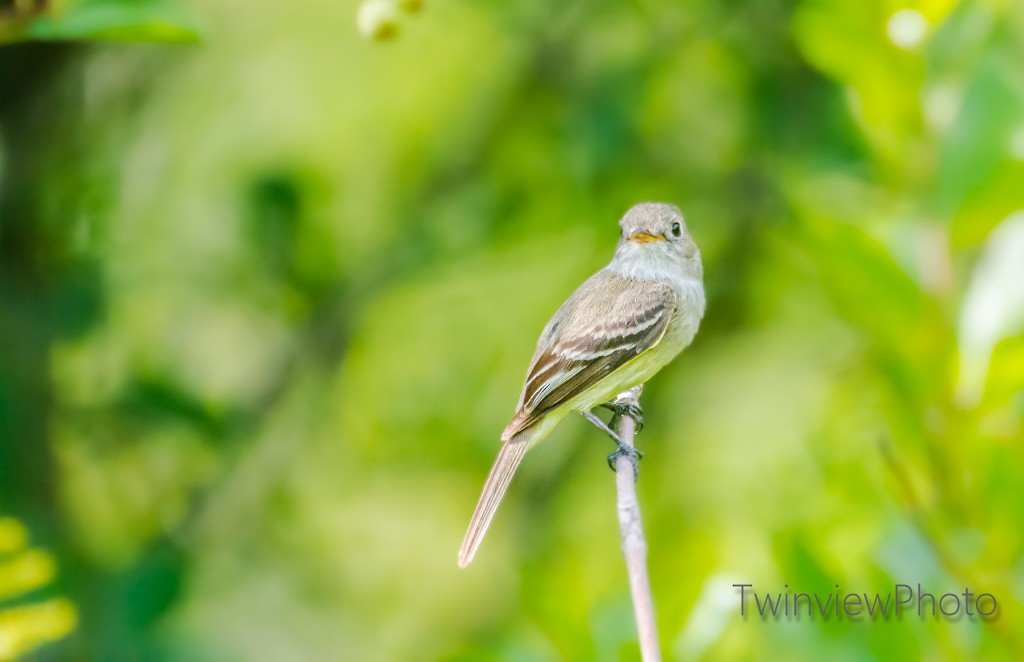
[0,550,56,600]
[979,334,1024,417]
[792,0,940,168]
[0,520,28,556]
[934,51,1024,219]
[0,599,78,662]
[794,213,950,371]
[950,162,1024,248]
[19,0,199,43]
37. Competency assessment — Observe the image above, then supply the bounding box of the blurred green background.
[2,0,1024,659]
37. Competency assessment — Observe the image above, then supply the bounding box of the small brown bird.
[459,203,706,567]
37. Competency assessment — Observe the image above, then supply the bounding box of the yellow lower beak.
[630,232,665,244]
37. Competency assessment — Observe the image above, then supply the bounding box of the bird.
[458,202,706,567]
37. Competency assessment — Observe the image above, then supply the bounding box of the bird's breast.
[664,276,705,353]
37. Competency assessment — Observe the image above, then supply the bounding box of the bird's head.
[614,202,702,280]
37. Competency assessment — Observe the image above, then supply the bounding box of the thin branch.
[613,385,661,662]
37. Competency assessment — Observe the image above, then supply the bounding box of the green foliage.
[1,0,1023,659]
[0,0,198,44]
[0,518,77,661]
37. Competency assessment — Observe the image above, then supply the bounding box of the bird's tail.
[458,431,533,567]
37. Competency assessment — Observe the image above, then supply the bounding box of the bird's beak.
[629,231,665,244]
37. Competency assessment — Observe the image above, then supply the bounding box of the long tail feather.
[458,433,532,567]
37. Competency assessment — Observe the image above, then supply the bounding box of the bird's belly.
[565,309,698,414]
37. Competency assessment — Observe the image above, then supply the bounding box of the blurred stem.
[613,386,661,662]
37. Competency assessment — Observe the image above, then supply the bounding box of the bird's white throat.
[607,241,702,284]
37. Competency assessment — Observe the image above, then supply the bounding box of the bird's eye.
[671,222,681,237]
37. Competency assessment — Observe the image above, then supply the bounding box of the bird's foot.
[601,399,644,433]
[580,407,644,479]
[607,441,643,479]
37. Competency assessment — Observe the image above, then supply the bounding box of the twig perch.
[613,385,661,662]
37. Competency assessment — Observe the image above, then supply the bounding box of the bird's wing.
[502,271,677,441]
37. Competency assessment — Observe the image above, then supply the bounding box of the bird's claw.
[602,400,644,433]
[607,442,643,479]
